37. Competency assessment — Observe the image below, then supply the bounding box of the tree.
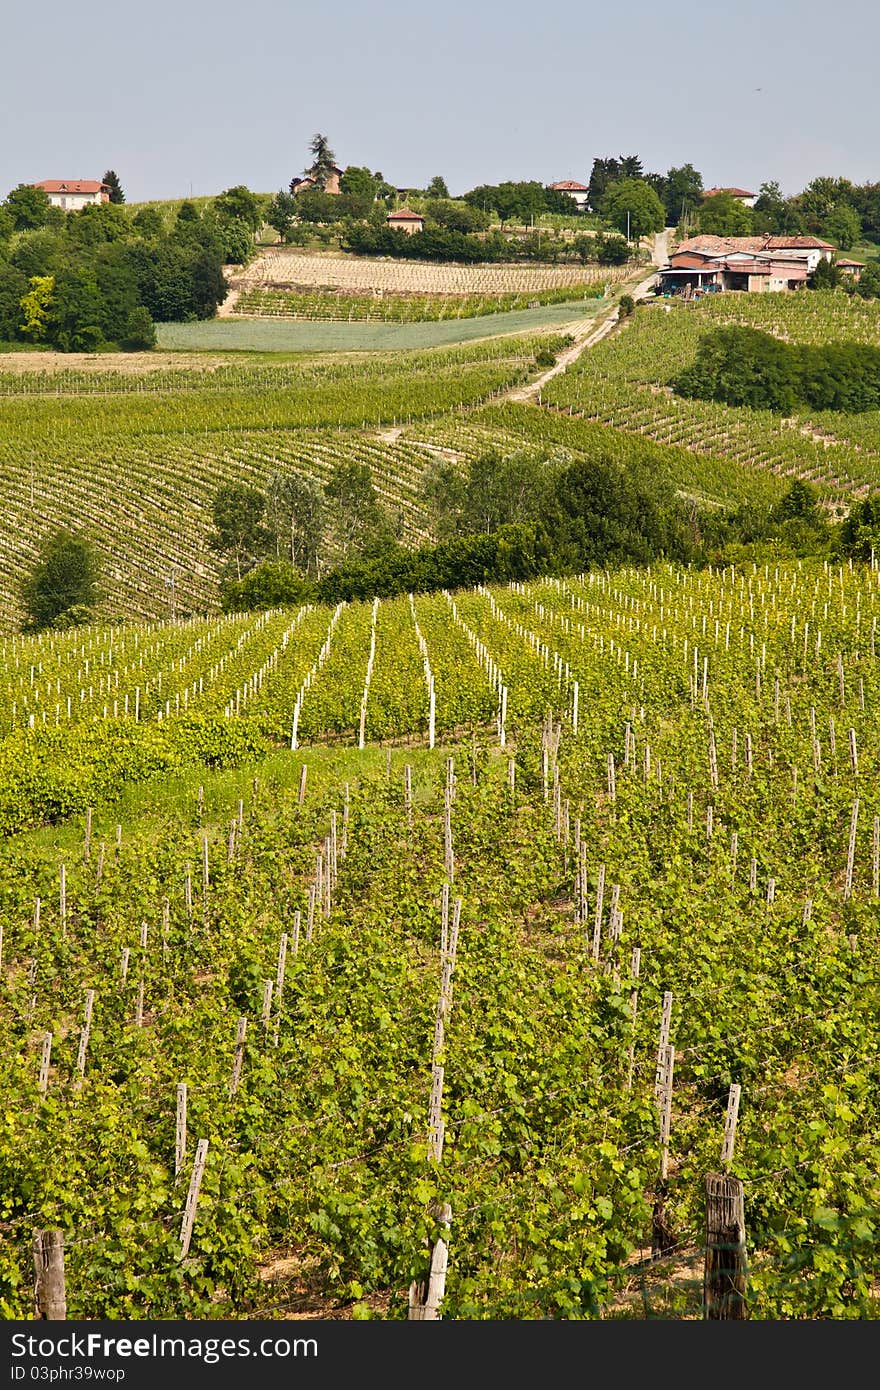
[770,480,818,524]
[0,206,15,248]
[214,185,262,232]
[267,190,298,241]
[797,176,854,229]
[339,166,377,199]
[266,472,325,573]
[120,306,156,350]
[102,170,125,204]
[601,179,665,240]
[132,207,165,238]
[19,275,54,341]
[824,203,861,251]
[809,257,843,291]
[0,262,28,340]
[210,215,253,264]
[594,232,630,265]
[46,267,104,352]
[697,192,753,236]
[426,175,450,198]
[324,460,387,557]
[208,483,270,579]
[664,164,703,225]
[221,561,311,612]
[304,134,337,190]
[840,495,880,561]
[20,530,99,631]
[5,184,52,231]
[852,260,880,300]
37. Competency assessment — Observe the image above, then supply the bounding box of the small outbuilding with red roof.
[386,207,424,235]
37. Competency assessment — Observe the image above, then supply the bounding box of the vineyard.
[231,250,628,297]
[233,285,602,324]
[541,293,880,507]
[1,559,880,1318]
[0,338,552,628]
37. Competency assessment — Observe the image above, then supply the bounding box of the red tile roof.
[550,180,590,192]
[34,179,107,194]
[703,187,756,198]
[837,259,866,268]
[765,235,834,250]
[387,208,423,221]
[677,234,834,257]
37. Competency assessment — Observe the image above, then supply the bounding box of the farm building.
[548,180,591,212]
[386,208,424,235]
[660,233,836,295]
[837,259,866,281]
[33,179,110,210]
[702,186,757,208]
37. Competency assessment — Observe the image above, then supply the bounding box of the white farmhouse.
[33,179,110,211]
[548,180,591,212]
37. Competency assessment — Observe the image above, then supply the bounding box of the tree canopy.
[20,530,100,631]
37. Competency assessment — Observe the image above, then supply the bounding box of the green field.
[157,299,604,351]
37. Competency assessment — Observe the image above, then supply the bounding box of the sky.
[3,0,879,203]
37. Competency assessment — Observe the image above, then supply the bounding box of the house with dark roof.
[33,179,110,211]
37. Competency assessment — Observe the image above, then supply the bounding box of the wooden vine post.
[703,1174,748,1319]
[179,1139,209,1260]
[33,1229,66,1319]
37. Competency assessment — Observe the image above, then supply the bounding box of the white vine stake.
[74,989,95,1086]
[38,1032,52,1095]
[175,1083,187,1177]
[721,1083,741,1167]
[844,799,859,901]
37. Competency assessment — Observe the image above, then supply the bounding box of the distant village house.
[33,179,110,211]
[548,180,591,212]
[660,234,835,294]
[386,208,424,235]
[702,187,757,208]
[290,165,344,196]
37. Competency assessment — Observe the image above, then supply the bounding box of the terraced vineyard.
[542,293,880,507]
[2,559,879,1319]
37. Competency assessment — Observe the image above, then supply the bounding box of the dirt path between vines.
[505,263,661,404]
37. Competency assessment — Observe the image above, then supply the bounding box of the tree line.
[216,447,871,613]
[0,182,264,350]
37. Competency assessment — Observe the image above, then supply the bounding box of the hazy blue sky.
[3,0,878,202]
